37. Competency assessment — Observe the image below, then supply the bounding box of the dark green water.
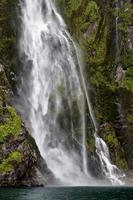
[0,187,133,200]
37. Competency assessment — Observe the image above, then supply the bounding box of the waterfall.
[17,0,125,186]
[74,45,125,185]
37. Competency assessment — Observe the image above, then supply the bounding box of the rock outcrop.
[0,63,54,187]
[0,105,53,187]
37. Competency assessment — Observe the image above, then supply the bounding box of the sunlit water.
[0,187,133,200]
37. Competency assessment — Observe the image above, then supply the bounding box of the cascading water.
[74,46,125,185]
[17,0,125,186]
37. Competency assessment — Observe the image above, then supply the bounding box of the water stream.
[17,0,125,186]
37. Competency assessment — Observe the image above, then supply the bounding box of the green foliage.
[94,87,118,123]
[0,160,12,173]
[85,25,108,65]
[0,0,17,66]
[87,137,95,153]
[104,133,118,146]
[55,0,80,19]
[0,106,21,143]
[118,2,132,33]
[122,49,133,69]
[0,37,16,64]
[66,0,80,12]
[85,1,99,23]
[115,155,128,171]
[90,69,108,88]
[9,151,23,163]
[56,0,99,37]
[124,77,133,92]
[100,123,128,170]
[0,151,23,173]
[127,114,133,124]
[83,4,113,89]
[112,2,132,33]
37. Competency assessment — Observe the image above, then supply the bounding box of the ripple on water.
[0,187,133,200]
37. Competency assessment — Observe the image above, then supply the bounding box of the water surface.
[0,187,133,200]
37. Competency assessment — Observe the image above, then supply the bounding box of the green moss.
[9,151,23,163]
[127,114,133,124]
[0,161,13,173]
[124,77,133,92]
[0,37,16,65]
[0,151,23,173]
[56,0,99,38]
[0,107,3,115]
[115,154,128,171]
[0,0,17,62]
[85,1,99,23]
[87,25,108,66]
[118,2,132,33]
[87,137,95,153]
[0,106,21,143]
[100,123,128,170]
[94,88,118,123]
[104,134,118,146]
[122,49,133,70]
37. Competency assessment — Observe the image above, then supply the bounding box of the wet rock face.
[128,26,133,49]
[0,129,53,187]
[0,62,54,187]
[99,123,128,171]
[0,64,9,108]
[126,170,133,185]
[88,152,103,179]
[0,106,53,187]
[117,91,133,170]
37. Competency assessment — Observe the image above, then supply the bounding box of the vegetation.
[127,114,133,124]
[0,151,23,173]
[99,123,128,170]
[0,106,21,143]
[0,0,17,87]
[55,0,133,170]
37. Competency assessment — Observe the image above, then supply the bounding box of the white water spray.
[18,0,125,185]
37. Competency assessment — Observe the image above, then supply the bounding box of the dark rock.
[88,152,103,179]
[0,122,54,187]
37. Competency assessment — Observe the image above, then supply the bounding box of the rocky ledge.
[0,106,54,187]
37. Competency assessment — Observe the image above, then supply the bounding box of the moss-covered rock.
[0,63,9,108]
[0,59,53,186]
[99,123,128,171]
[0,151,23,173]
[0,106,21,143]
[0,109,53,186]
